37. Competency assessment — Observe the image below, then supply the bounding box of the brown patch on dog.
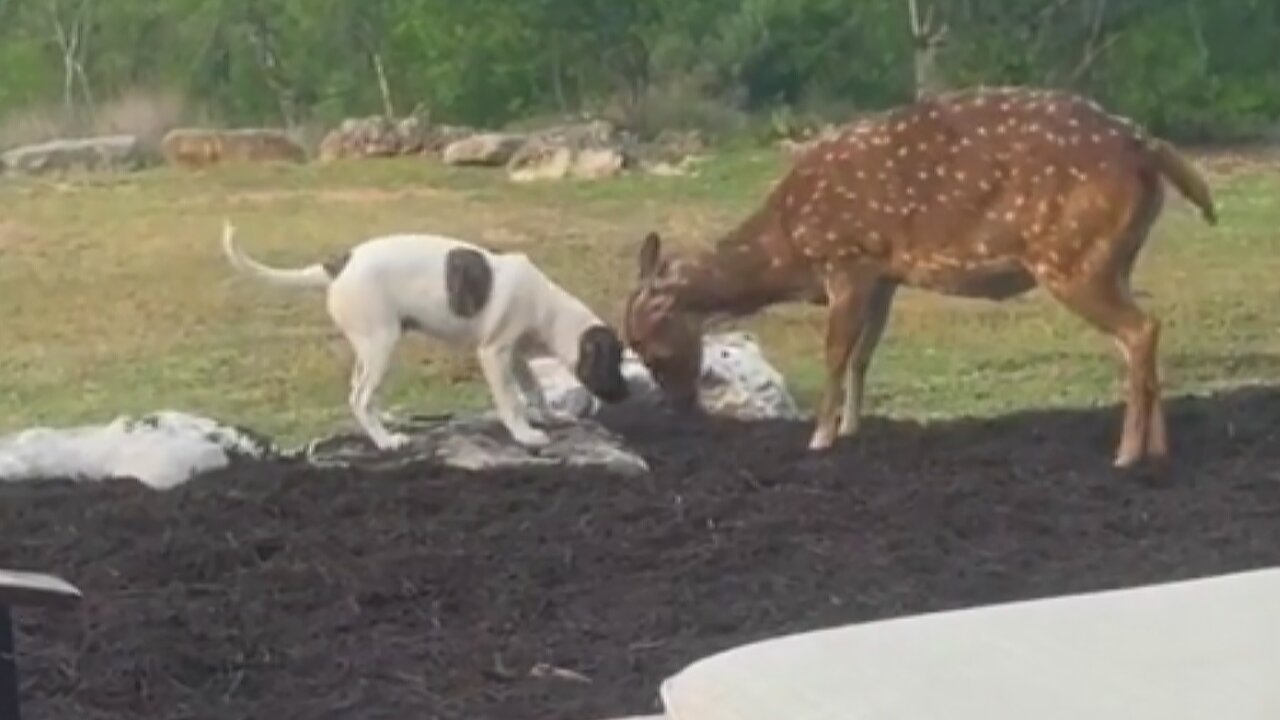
[445,247,493,318]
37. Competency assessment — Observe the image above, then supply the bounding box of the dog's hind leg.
[478,346,550,447]
[347,330,410,451]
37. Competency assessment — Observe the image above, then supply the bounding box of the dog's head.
[575,325,629,403]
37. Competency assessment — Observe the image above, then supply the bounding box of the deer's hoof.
[808,430,836,451]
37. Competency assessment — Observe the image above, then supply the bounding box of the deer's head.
[622,232,704,412]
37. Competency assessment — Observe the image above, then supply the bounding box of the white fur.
[220,220,607,450]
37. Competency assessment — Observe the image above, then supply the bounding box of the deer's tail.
[1146,138,1217,226]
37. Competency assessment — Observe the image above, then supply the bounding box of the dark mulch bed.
[3,387,1280,720]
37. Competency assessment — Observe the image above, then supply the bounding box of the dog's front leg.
[478,346,550,447]
[510,354,574,426]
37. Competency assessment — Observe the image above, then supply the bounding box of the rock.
[420,123,475,155]
[537,119,628,147]
[442,132,527,166]
[392,115,428,154]
[508,144,628,182]
[637,129,708,177]
[317,114,466,162]
[509,145,575,182]
[1,135,146,176]
[652,129,708,161]
[531,332,802,421]
[318,116,397,161]
[572,147,628,179]
[644,156,703,177]
[160,127,307,168]
[695,333,803,420]
[506,119,635,182]
[0,411,275,490]
[316,131,346,162]
[778,124,840,158]
[303,414,648,477]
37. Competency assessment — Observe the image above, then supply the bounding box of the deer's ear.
[638,232,662,280]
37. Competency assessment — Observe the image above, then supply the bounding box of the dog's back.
[327,234,552,347]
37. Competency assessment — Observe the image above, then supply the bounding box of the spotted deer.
[623,87,1217,467]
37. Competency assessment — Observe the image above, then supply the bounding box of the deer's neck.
[675,206,812,317]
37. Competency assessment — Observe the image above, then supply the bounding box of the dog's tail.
[220,219,333,290]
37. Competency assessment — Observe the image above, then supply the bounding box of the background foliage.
[1,0,1278,146]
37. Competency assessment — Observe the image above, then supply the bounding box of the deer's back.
[775,88,1163,295]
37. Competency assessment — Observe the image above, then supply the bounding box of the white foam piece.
[0,411,272,490]
[658,568,1280,719]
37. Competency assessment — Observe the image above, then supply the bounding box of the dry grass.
[1,149,1277,445]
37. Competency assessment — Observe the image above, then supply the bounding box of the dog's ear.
[638,232,662,281]
[445,247,493,318]
[576,325,629,403]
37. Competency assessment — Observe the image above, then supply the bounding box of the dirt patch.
[223,187,457,205]
[0,220,37,249]
[3,387,1280,720]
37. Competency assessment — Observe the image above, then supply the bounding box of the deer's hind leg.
[1047,276,1162,467]
[810,270,879,451]
[1037,182,1167,467]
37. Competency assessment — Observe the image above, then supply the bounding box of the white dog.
[219,220,629,450]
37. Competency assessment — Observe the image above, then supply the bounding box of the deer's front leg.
[809,273,877,451]
[839,280,898,437]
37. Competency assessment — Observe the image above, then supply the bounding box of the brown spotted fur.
[625,86,1218,466]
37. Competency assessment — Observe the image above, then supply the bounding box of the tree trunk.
[551,34,569,114]
[371,51,395,119]
[907,0,948,99]
[243,17,298,128]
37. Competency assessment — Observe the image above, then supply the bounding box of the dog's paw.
[530,408,578,427]
[511,427,551,448]
[376,432,413,451]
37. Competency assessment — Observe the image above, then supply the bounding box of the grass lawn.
[1,148,1277,446]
